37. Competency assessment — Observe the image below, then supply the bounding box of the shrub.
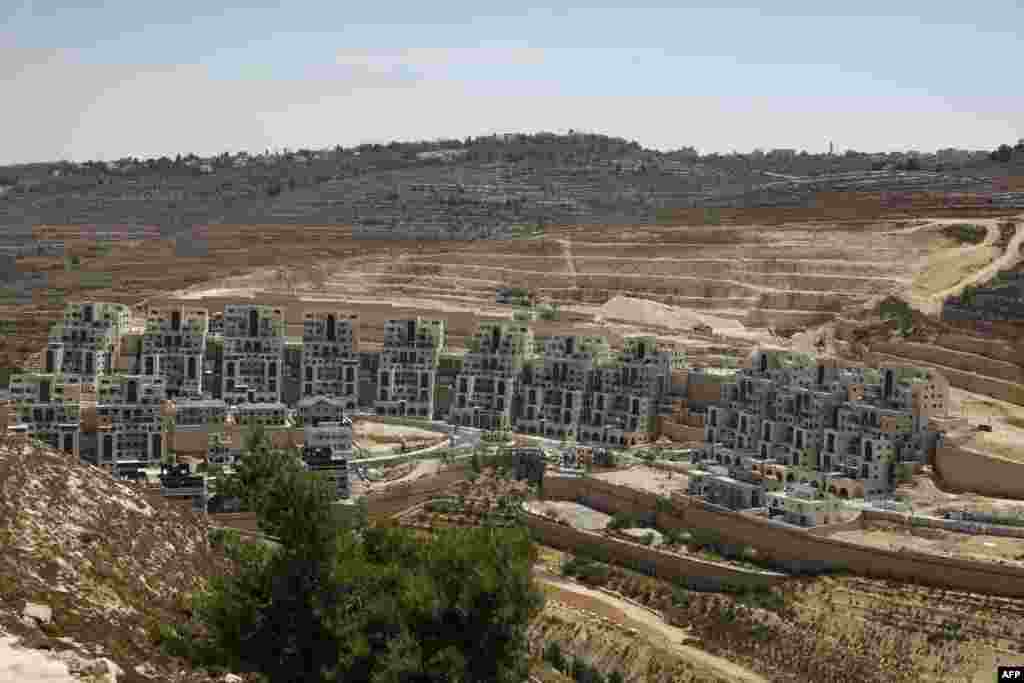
[640,532,655,546]
[941,223,986,245]
[544,641,566,672]
[607,512,638,531]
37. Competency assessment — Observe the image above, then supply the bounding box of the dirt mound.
[0,434,252,682]
[597,296,745,332]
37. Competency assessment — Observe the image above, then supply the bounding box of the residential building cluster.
[687,349,948,526]
[4,302,949,514]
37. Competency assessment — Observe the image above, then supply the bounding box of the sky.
[1,0,1021,164]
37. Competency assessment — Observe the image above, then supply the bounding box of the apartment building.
[517,334,610,440]
[221,304,285,404]
[303,419,353,500]
[301,310,360,409]
[141,305,209,398]
[97,374,167,405]
[449,321,532,430]
[583,337,679,448]
[173,399,227,427]
[230,402,288,427]
[691,348,946,524]
[375,318,447,419]
[295,395,347,427]
[48,302,130,381]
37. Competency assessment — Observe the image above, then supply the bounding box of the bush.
[640,532,655,546]
[544,641,566,672]
[606,513,638,531]
[941,223,987,245]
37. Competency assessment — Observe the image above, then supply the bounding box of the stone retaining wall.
[541,475,1024,598]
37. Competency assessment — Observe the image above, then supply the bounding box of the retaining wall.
[867,349,1024,406]
[933,443,1024,500]
[541,475,1024,598]
[869,341,1024,384]
[522,511,784,591]
[860,508,1024,539]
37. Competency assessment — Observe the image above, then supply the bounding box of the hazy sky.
[2,0,1021,164]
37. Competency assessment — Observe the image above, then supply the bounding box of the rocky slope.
[0,433,248,683]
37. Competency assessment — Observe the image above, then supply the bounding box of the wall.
[522,510,784,591]
[657,420,705,443]
[868,350,1024,407]
[861,508,1024,539]
[541,475,1024,598]
[869,341,1024,385]
[933,443,1024,500]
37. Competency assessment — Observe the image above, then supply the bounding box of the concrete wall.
[541,475,1024,598]
[933,443,1024,500]
[523,510,784,591]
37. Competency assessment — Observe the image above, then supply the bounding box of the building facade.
[375,318,447,419]
[221,304,285,404]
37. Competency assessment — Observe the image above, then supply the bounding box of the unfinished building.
[375,318,447,419]
[141,305,209,398]
[221,304,285,404]
[301,310,360,409]
[449,321,533,430]
[48,302,130,382]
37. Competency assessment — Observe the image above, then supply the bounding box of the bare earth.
[591,465,691,496]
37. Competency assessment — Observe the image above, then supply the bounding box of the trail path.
[533,570,769,683]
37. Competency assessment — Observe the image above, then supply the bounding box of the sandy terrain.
[526,501,611,530]
[827,521,1024,566]
[895,475,1024,519]
[591,465,691,496]
[353,422,447,454]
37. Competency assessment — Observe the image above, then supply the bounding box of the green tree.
[169,434,545,683]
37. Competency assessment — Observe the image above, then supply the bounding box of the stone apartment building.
[693,348,946,525]
[7,373,81,456]
[173,399,227,427]
[583,337,681,448]
[303,419,353,500]
[302,310,360,409]
[375,318,447,419]
[449,321,533,430]
[229,402,289,427]
[48,302,130,382]
[221,304,285,404]
[516,334,610,440]
[295,395,347,427]
[141,305,209,398]
[94,374,168,469]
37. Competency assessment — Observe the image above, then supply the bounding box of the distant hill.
[1,132,1022,241]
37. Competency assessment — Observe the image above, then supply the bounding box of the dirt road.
[533,570,769,683]
[916,216,1023,314]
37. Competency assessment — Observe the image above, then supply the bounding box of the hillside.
[0,433,248,683]
[2,133,1022,245]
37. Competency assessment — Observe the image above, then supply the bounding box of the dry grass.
[911,244,1000,297]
